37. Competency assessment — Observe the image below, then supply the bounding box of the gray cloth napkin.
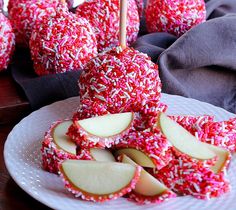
[10,0,236,113]
[133,0,236,113]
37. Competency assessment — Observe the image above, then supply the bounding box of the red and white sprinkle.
[169,115,214,135]
[0,12,15,71]
[9,0,62,46]
[30,6,97,75]
[145,0,206,37]
[41,120,82,174]
[115,129,173,170]
[75,47,162,123]
[76,0,139,52]
[152,155,230,199]
[198,118,236,153]
[128,189,176,204]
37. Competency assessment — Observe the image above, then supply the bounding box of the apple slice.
[90,148,115,162]
[59,160,141,202]
[53,121,115,161]
[42,120,79,174]
[114,130,173,169]
[115,148,155,168]
[120,154,176,204]
[74,112,134,148]
[204,144,231,174]
[157,112,216,160]
[53,120,76,155]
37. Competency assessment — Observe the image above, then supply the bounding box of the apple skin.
[59,160,142,202]
[72,112,135,149]
[41,120,79,174]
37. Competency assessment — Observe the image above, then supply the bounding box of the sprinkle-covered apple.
[0,12,15,71]
[59,160,141,202]
[145,0,206,37]
[73,46,162,123]
[153,155,230,199]
[30,6,97,76]
[42,120,116,174]
[68,112,135,149]
[115,129,173,169]
[75,0,140,52]
[157,113,217,161]
[9,0,63,46]
[120,154,176,204]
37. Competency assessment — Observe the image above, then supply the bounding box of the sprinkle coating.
[9,0,62,46]
[41,120,82,174]
[152,155,230,199]
[115,129,173,170]
[75,47,162,122]
[59,163,142,202]
[30,7,97,75]
[128,189,176,204]
[76,0,139,51]
[0,13,15,71]
[198,118,236,153]
[145,0,206,36]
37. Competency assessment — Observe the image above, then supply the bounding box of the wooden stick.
[119,0,127,49]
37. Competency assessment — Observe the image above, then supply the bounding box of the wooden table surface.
[0,125,52,210]
[0,72,51,209]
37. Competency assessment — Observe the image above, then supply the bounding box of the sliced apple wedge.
[76,112,134,137]
[90,148,115,162]
[53,120,115,161]
[74,112,134,148]
[120,154,176,204]
[157,112,216,160]
[115,148,155,168]
[60,160,141,202]
[53,120,76,155]
[42,120,79,174]
[204,144,231,173]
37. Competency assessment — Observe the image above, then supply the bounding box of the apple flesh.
[74,112,135,148]
[53,120,115,161]
[53,120,76,155]
[157,113,216,160]
[204,143,231,173]
[76,112,134,137]
[60,160,141,202]
[90,148,115,162]
[120,154,169,196]
[115,148,155,168]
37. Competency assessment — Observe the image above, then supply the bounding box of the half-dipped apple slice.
[157,112,216,160]
[74,112,135,148]
[77,147,116,162]
[53,121,115,161]
[204,144,231,174]
[114,130,173,169]
[59,160,141,202]
[115,148,155,168]
[120,154,176,204]
[42,120,116,174]
[53,120,77,155]
[42,120,78,174]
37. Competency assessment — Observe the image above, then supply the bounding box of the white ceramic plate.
[4,94,236,210]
